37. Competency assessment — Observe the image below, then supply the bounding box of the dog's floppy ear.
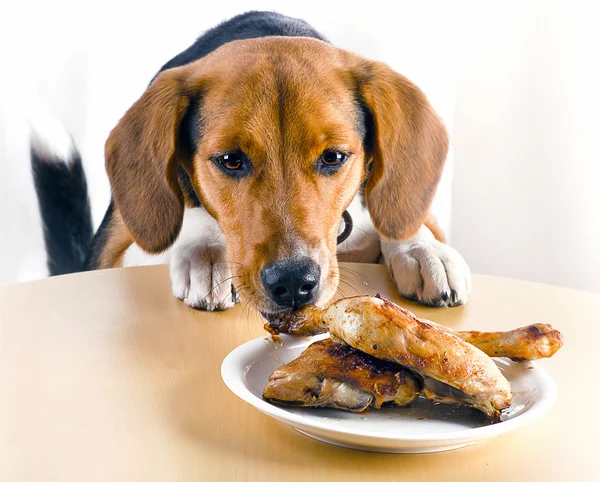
[105,66,198,253]
[353,59,449,241]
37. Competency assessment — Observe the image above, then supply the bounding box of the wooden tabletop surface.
[1,263,598,481]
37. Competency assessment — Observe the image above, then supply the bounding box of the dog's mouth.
[259,310,291,322]
[259,310,292,335]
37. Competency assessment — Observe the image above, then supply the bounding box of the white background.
[1,0,598,292]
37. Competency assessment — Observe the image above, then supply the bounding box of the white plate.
[221,334,557,453]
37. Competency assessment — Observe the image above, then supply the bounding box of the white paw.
[169,208,238,311]
[170,242,238,311]
[382,236,471,307]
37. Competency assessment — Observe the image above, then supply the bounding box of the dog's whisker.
[198,275,242,302]
[234,286,253,334]
[338,277,357,289]
[338,266,371,283]
[338,277,358,289]
[210,274,242,293]
[351,225,380,239]
[338,265,367,277]
[236,283,252,309]
[213,260,246,266]
[338,279,368,297]
[335,286,348,298]
[233,284,251,303]
[243,290,259,333]
[338,274,362,289]
[225,281,248,306]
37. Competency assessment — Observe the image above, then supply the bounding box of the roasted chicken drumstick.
[263,296,564,420]
[453,324,563,361]
[323,296,512,419]
[265,301,563,361]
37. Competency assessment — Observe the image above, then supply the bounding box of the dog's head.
[106,37,448,315]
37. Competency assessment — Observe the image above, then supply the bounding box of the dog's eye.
[321,151,347,166]
[318,150,349,174]
[220,152,243,170]
[212,150,251,178]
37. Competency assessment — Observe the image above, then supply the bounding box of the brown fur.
[349,56,449,242]
[424,213,446,243]
[95,208,134,269]
[102,37,448,311]
[105,68,199,253]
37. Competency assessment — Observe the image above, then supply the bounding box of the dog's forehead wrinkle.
[201,55,362,176]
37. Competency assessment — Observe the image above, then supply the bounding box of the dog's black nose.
[261,258,320,308]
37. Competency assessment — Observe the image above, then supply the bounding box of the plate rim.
[221,334,558,443]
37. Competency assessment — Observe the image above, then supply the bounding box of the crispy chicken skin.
[265,303,564,361]
[263,296,564,419]
[263,338,422,411]
[324,296,513,419]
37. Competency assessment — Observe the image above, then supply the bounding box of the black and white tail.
[30,114,93,276]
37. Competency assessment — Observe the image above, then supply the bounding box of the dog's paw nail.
[232,286,241,304]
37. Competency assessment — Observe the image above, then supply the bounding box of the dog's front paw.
[383,238,471,307]
[170,242,238,311]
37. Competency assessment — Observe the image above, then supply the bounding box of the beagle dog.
[76,11,471,315]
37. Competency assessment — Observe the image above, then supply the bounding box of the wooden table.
[1,264,598,481]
